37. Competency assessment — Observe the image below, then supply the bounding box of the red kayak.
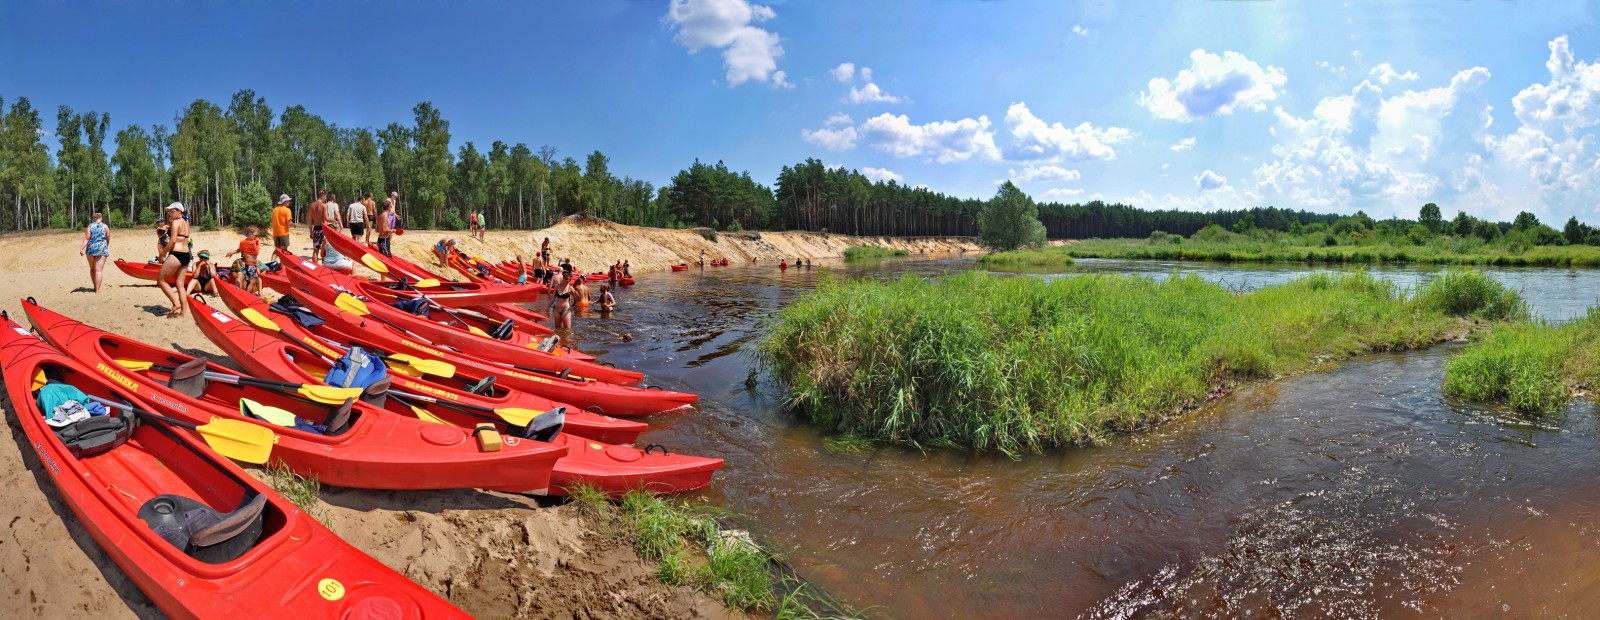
[206,282,645,445]
[670,264,688,272]
[261,284,697,417]
[322,227,451,283]
[277,257,639,385]
[189,298,717,495]
[584,272,636,286]
[23,299,568,492]
[0,316,467,619]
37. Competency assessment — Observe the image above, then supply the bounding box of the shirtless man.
[362,192,378,243]
[307,189,328,262]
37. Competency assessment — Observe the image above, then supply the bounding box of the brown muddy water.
[561,257,1600,618]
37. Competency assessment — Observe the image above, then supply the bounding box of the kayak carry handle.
[644,444,670,456]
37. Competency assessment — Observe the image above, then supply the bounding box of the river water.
[562,257,1600,618]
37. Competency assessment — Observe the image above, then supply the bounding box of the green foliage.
[978,181,1046,251]
[198,212,217,231]
[842,245,908,260]
[266,460,329,527]
[1406,224,1432,245]
[1148,230,1181,244]
[1420,203,1443,233]
[1192,223,1234,243]
[232,181,273,229]
[1063,235,1600,267]
[607,491,777,612]
[760,271,1508,454]
[107,210,131,229]
[697,227,718,242]
[439,209,465,231]
[976,246,1075,269]
[1412,269,1529,320]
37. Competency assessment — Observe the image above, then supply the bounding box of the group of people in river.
[778,258,812,269]
[434,235,622,330]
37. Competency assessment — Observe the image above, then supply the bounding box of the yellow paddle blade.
[115,358,154,371]
[468,325,489,337]
[409,405,451,426]
[492,407,540,427]
[360,254,390,274]
[389,363,421,377]
[415,278,440,288]
[296,384,364,405]
[239,307,282,332]
[194,418,275,465]
[334,293,370,316]
[31,370,47,391]
[388,354,456,379]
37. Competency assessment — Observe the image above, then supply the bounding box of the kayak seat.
[490,319,516,341]
[138,493,268,564]
[167,357,210,399]
[467,375,496,396]
[360,376,391,408]
[522,406,565,442]
[324,398,355,436]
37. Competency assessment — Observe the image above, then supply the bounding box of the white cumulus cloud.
[1044,188,1086,200]
[859,113,999,163]
[1140,49,1287,121]
[665,0,787,87]
[1195,170,1228,191]
[1008,164,1081,183]
[848,82,902,104]
[1170,137,1196,152]
[1370,63,1420,84]
[1002,102,1130,161]
[830,62,855,83]
[800,125,857,151]
[860,166,903,183]
[1071,24,1093,37]
[824,113,853,127]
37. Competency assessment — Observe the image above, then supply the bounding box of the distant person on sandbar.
[80,212,110,292]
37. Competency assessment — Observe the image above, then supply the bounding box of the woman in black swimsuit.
[552,272,575,330]
[156,202,192,318]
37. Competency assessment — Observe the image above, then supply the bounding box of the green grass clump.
[761,270,1520,454]
[1444,310,1600,414]
[1414,269,1529,321]
[977,246,1076,269]
[566,489,789,612]
[843,245,910,260]
[265,460,329,527]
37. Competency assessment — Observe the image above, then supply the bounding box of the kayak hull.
[23,299,568,492]
[0,318,467,619]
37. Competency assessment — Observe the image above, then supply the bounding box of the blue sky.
[3,1,1600,223]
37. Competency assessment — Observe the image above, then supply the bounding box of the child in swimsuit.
[186,251,219,295]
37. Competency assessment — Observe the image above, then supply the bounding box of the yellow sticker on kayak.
[317,578,345,601]
[590,443,603,450]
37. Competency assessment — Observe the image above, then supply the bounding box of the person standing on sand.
[308,190,328,262]
[477,210,488,241]
[468,210,480,240]
[347,194,366,240]
[375,199,395,257]
[271,194,294,251]
[156,202,192,318]
[325,192,344,233]
[362,193,377,243]
[80,212,110,293]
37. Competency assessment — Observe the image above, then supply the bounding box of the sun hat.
[278,194,292,204]
[166,202,185,213]
[198,251,210,259]
[390,191,398,197]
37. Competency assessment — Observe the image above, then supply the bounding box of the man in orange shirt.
[271,194,294,251]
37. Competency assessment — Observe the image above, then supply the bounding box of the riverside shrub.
[762,270,1522,454]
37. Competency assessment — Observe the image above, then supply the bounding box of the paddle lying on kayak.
[189,297,721,496]
[0,315,468,619]
[205,283,647,445]
[22,298,569,492]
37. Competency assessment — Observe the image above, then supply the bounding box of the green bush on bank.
[843,245,909,260]
[761,270,1522,454]
[977,246,1076,268]
[1443,311,1600,414]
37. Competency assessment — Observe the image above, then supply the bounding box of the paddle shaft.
[151,361,320,393]
[86,396,202,431]
[385,390,512,428]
